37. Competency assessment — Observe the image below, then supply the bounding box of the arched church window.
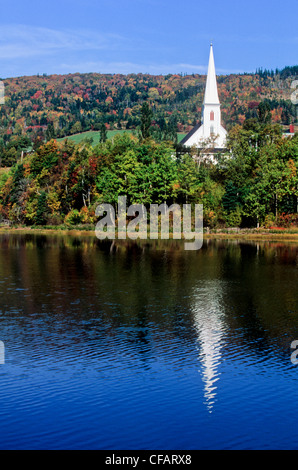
[210,111,214,121]
[210,125,214,135]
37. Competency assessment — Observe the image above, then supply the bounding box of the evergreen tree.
[100,123,107,143]
[35,191,48,225]
[222,181,239,213]
[46,123,56,141]
[140,102,153,139]
[257,101,272,125]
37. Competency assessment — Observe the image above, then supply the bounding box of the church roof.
[179,123,201,145]
[203,44,220,105]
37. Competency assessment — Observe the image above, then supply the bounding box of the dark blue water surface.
[0,233,298,450]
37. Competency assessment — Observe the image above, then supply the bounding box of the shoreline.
[0,226,298,243]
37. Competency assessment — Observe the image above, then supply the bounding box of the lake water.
[0,233,297,450]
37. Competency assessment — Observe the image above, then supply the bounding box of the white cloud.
[56,60,242,76]
[0,24,125,59]
[0,24,247,77]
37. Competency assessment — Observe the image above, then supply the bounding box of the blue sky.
[0,0,297,78]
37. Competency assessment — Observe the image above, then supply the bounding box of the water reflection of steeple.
[192,280,226,413]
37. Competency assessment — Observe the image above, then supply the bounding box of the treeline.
[256,65,298,78]
[0,114,297,229]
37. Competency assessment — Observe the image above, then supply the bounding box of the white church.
[180,44,228,155]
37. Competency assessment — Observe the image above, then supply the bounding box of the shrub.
[276,213,298,228]
[64,209,82,225]
[79,206,93,224]
[264,213,276,229]
[224,207,242,227]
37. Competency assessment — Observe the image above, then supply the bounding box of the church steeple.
[180,43,227,153]
[204,43,220,105]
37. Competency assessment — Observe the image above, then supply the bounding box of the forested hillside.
[0,66,297,167]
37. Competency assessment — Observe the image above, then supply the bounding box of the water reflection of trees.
[0,233,297,366]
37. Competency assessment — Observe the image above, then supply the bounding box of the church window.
[210,111,214,121]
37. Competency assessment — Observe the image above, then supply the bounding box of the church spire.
[180,43,227,152]
[203,43,220,105]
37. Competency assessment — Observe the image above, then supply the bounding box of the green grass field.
[58,130,187,146]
